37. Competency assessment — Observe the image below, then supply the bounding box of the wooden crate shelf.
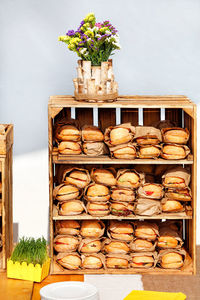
[0,124,13,271]
[48,95,197,275]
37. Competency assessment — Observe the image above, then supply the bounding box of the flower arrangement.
[58,13,120,66]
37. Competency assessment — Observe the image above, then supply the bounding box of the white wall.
[0,0,199,242]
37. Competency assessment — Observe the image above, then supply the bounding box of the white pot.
[40,281,99,300]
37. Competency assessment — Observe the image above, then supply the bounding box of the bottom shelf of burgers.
[51,219,194,275]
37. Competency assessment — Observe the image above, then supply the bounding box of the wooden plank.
[98,108,116,131]
[143,108,160,126]
[121,108,138,126]
[165,108,183,127]
[32,275,84,300]
[75,108,93,127]
[0,272,33,300]
[51,251,193,275]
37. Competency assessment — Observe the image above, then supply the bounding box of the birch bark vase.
[73,59,118,102]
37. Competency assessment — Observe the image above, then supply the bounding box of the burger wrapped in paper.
[134,222,159,241]
[83,142,108,156]
[161,128,189,145]
[162,167,190,189]
[104,123,135,147]
[53,184,82,201]
[134,126,162,145]
[84,183,110,202]
[82,125,104,142]
[134,198,162,216]
[116,169,144,189]
[58,200,86,216]
[161,198,184,213]
[80,220,105,238]
[81,253,105,269]
[110,201,134,216]
[78,238,102,254]
[111,187,135,202]
[130,238,157,252]
[161,144,190,160]
[109,143,137,159]
[157,226,183,249]
[91,168,117,186]
[55,123,81,142]
[56,252,81,270]
[158,249,186,269]
[130,252,157,269]
[137,145,161,159]
[108,220,134,242]
[55,220,80,235]
[58,141,82,155]
[53,235,80,253]
[106,254,130,269]
[137,183,164,200]
[87,202,110,217]
[165,187,192,202]
[102,238,130,254]
[62,167,91,189]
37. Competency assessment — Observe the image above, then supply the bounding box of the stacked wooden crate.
[0,124,13,270]
[48,95,196,275]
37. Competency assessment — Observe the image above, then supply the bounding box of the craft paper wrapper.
[130,251,158,269]
[62,167,91,186]
[107,222,134,242]
[162,166,191,187]
[102,238,130,254]
[137,183,164,200]
[54,235,81,253]
[81,125,104,142]
[116,169,145,189]
[54,119,81,141]
[105,254,131,269]
[84,182,110,202]
[86,201,110,216]
[134,198,162,216]
[83,142,109,156]
[56,252,81,270]
[130,238,157,252]
[152,119,177,130]
[109,143,137,159]
[53,183,82,200]
[55,220,80,236]
[158,226,183,249]
[157,248,186,269]
[57,141,82,155]
[161,144,190,159]
[58,200,87,216]
[0,125,6,135]
[90,167,117,186]
[80,220,105,238]
[108,220,134,238]
[104,123,135,147]
[137,145,161,159]
[165,187,192,201]
[81,253,106,269]
[161,198,185,213]
[134,126,162,143]
[134,221,159,240]
[78,238,103,253]
[161,127,190,144]
[110,187,136,202]
[110,201,135,216]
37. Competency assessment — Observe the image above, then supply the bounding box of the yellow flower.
[84,12,95,23]
[58,35,70,42]
[85,30,94,38]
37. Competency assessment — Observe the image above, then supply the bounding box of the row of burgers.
[54,220,186,270]
[53,166,191,217]
[54,122,190,159]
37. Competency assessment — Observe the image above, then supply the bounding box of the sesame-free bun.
[110,127,132,145]
[162,200,184,213]
[138,145,160,158]
[138,184,163,200]
[86,184,110,202]
[162,128,189,144]
[82,255,103,269]
[112,145,137,159]
[106,257,129,269]
[161,144,187,159]
[109,220,134,242]
[82,125,104,142]
[54,236,79,253]
[135,223,158,241]
[57,253,81,270]
[110,202,134,216]
[111,188,135,202]
[55,220,80,235]
[64,169,90,189]
[56,185,80,201]
[56,125,81,141]
[79,240,102,254]
[58,141,82,155]
[80,220,105,238]
[104,240,129,254]
[130,239,154,251]
[157,236,178,249]
[87,202,110,217]
[131,255,154,268]
[161,252,183,269]
[59,201,84,216]
[165,188,192,201]
[117,170,141,189]
[92,169,116,186]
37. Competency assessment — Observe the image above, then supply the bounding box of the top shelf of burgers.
[52,121,193,163]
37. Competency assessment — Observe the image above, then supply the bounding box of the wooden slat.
[165,108,183,127]
[75,108,93,127]
[143,108,160,126]
[98,108,116,131]
[121,108,138,125]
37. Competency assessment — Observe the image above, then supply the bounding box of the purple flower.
[66,29,75,36]
[77,20,85,31]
